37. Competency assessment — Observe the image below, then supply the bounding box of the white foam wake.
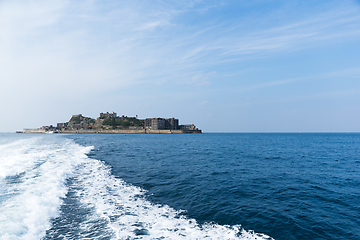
[0,136,93,240]
[0,135,273,240]
[74,158,273,239]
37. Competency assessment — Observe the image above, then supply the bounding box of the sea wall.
[60,129,146,134]
[21,129,201,134]
[59,129,201,134]
[23,129,46,133]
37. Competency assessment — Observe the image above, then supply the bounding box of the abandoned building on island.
[22,112,201,134]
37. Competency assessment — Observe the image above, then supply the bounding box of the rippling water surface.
[0,133,359,239]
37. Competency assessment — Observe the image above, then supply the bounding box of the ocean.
[0,133,359,240]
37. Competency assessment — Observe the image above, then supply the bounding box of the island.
[21,112,202,134]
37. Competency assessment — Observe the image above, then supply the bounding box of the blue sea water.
[0,133,359,239]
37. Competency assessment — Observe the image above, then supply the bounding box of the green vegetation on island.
[102,117,144,128]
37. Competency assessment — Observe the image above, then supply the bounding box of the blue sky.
[1,0,360,132]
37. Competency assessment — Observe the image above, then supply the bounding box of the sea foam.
[0,136,92,240]
[0,135,272,240]
[71,155,273,239]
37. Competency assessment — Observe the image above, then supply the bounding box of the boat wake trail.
[0,135,272,240]
[0,136,91,240]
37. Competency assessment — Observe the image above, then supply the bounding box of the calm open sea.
[0,133,359,239]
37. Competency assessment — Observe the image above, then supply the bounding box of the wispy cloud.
[2,0,359,94]
[237,78,302,92]
[216,8,360,57]
[188,71,216,87]
[295,88,360,101]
